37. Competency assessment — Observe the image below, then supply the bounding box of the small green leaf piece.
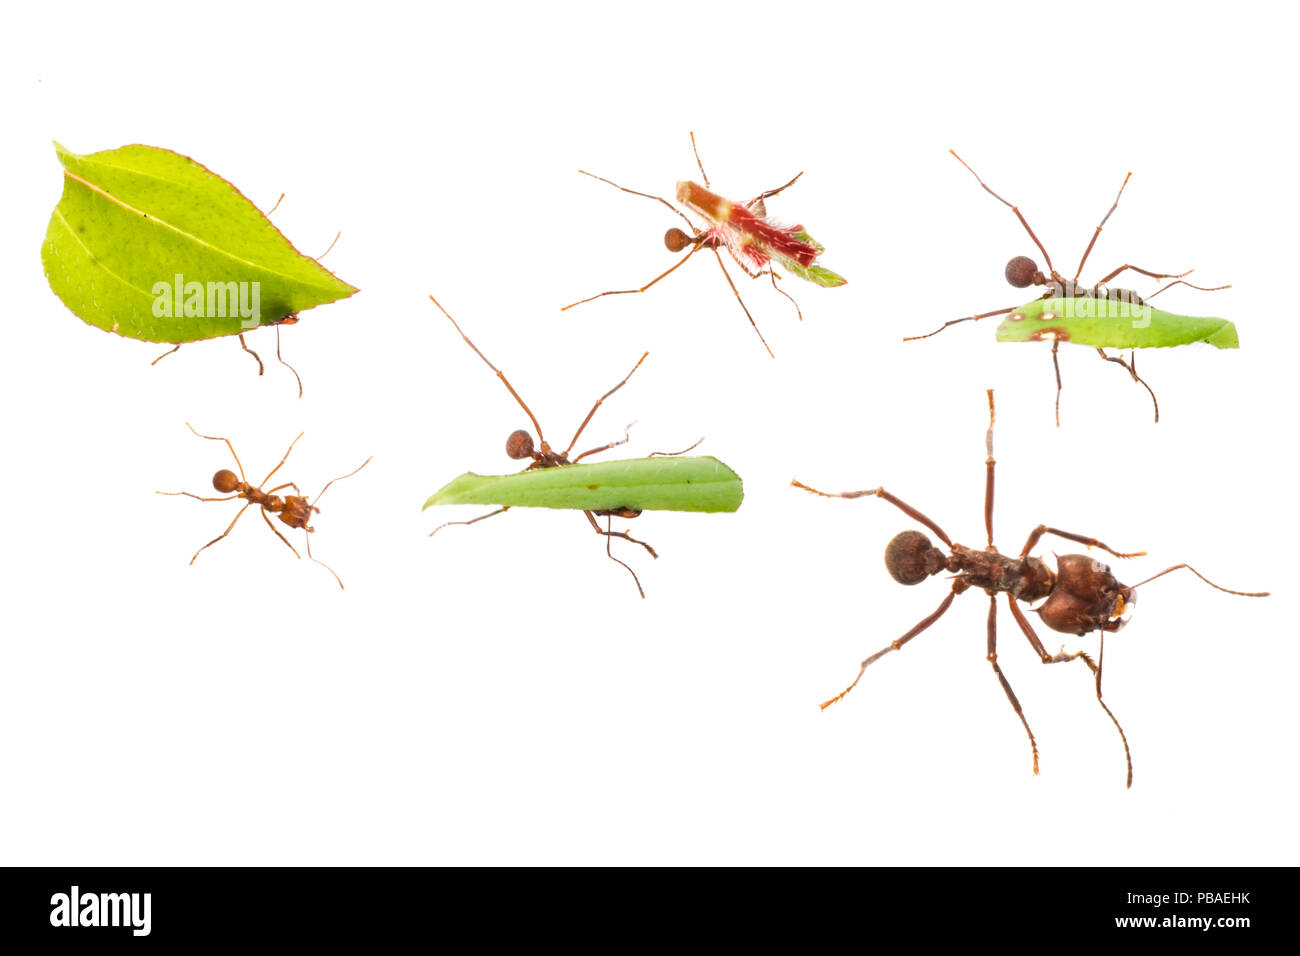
[995,297,1238,350]
[423,457,744,513]
[42,142,358,344]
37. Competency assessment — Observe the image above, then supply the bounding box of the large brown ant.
[793,391,1267,787]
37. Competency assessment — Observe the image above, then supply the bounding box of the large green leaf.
[424,457,745,513]
[41,142,358,344]
[995,297,1238,349]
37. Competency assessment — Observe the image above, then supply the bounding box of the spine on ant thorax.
[952,547,1055,602]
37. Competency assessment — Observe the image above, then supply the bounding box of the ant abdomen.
[885,530,946,586]
[506,430,535,460]
[212,469,240,493]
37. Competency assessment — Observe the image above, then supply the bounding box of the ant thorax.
[948,545,1056,604]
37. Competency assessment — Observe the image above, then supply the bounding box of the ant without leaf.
[793,391,1266,787]
[909,152,1230,424]
[159,423,370,588]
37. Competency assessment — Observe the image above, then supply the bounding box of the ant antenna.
[1130,564,1268,597]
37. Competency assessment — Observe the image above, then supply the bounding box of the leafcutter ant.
[159,423,371,588]
[793,390,1267,786]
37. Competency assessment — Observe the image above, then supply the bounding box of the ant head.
[664,228,695,254]
[884,530,947,586]
[212,469,240,493]
[1005,256,1044,289]
[1036,555,1135,635]
[506,429,536,460]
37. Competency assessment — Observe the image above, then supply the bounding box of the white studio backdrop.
[3,0,1296,865]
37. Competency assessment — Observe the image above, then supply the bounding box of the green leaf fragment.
[423,457,744,514]
[780,228,846,287]
[41,142,357,344]
[994,297,1238,350]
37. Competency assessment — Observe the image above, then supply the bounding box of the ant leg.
[1003,600,1128,790]
[151,344,181,366]
[1073,172,1133,282]
[260,432,306,488]
[266,193,285,215]
[189,502,253,564]
[276,326,303,399]
[561,244,703,312]
[983,390,996,548]
[429,507,510,538]
[690,131,710,187]
[304,531,345,590]
[1047,641,1133,788]
[1145,278,1231,301]
[564,354,650,457]
[1094,264,1193,287]
[185,423,248,482]
[746,171,804,209]
[574,169,698,233]
[767,269,803,322]
[266,482,303,496]
[724,247,805,323]
[585,511,648,599]
[791,481,953,548]
[710,246,774,358]
[157,490,239,503]
[429,295,549,447]
[1128,564,1269,597]
[237,334,265,375]
[988,594,1040,775]
[571,423,634,464]
[312,457,373,507]
[1051,338,1063,428]
[648,437,704,458]
[314,231,341,261]
[1018,524,1145,560]
[950,150,1056,275]
[904,306,1016,342]
[584,510,658,558]
[1096,348,1159,423]
[821,586,958,710]
[260,508,302,558]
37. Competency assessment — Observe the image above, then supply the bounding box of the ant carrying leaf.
[908,152,1237,424]
[563,133,845,357]
[424,295,743,598]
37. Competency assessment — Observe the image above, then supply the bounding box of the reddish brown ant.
[158,423,371,588]
[793,390,1267,787]
[427,294,703,599]
[908,152,1230,425]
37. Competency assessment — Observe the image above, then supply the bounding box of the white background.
[4,1,1296,865]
